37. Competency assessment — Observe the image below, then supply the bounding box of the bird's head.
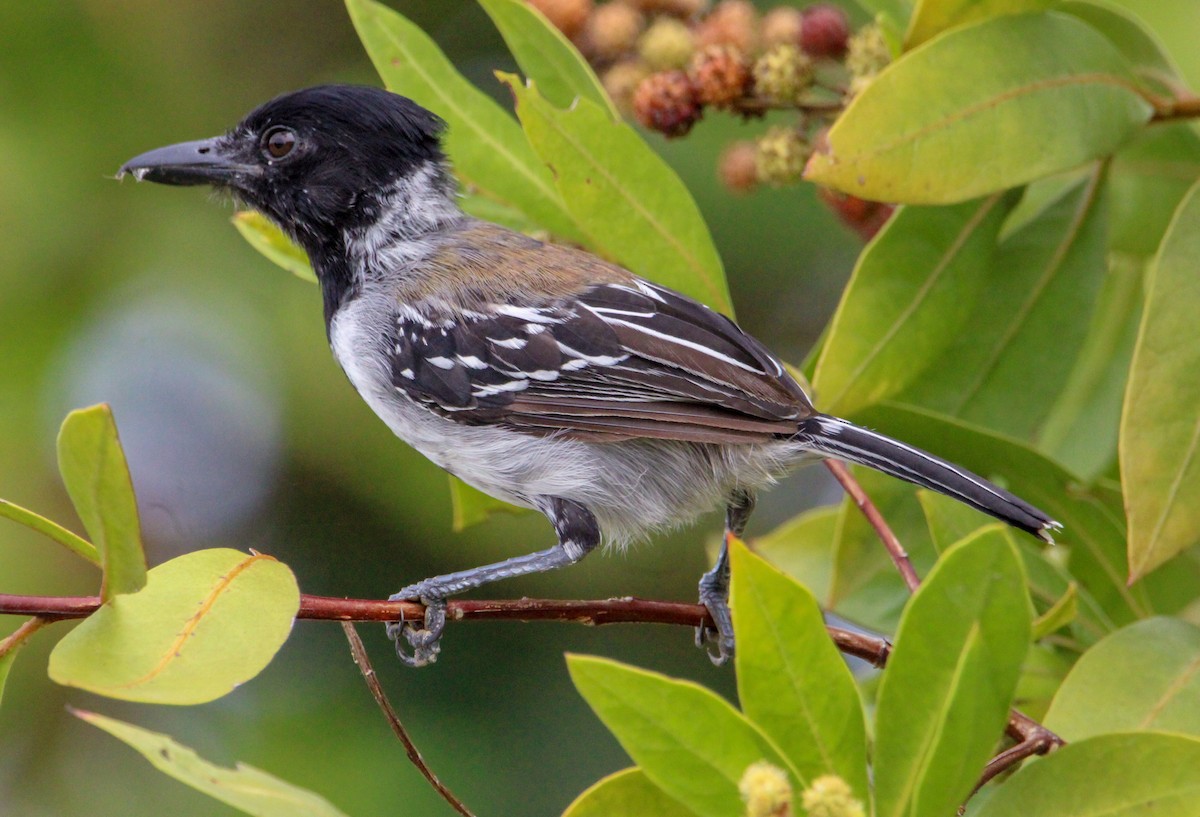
[119,85,452,251]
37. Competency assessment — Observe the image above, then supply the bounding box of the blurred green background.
[9,0,1192,814]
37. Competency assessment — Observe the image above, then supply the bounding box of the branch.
[0,592,892,668]
[1148,91,1200,123]
[341,622,475,817]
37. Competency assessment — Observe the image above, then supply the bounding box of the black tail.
[796,415,1060,543]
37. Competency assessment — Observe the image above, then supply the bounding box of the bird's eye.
[262,127,297,160]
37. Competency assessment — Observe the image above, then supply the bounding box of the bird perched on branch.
[120,85,1059,666]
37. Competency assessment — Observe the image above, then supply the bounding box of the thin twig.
[1148,92,1200,123]
[0,592,892,668]
[824,459,922,592]
[341,621,475,817]
[0,616,48,658]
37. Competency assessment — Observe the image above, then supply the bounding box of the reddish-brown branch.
[1148,92,1200,123]
[824,459,922,592]
[0,592,892,668]
[341,622,475,817]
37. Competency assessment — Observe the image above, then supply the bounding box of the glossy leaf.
[806,13,1153,204]
[56,404,146,600]
[731,541,869,799]
[1062,1,1182,82]
[901,168,1109,442]
[232,212,315,282]
[562,768,698,817]
[0,498,98,564]
[813,193,1015,416]
[76,710,350,817]
[49,548,299,704]
[567,654,790,817]
[873,527,1031,817]
[857,401,1146,629]
[478,0,615,116]
[502,76,733,315]
[346,0,584,242]
[1045,617,1200,740]
[974,732,1200,817]
[1121,179,1200,579]
[905,0,1052,49]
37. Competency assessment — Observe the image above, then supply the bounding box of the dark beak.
[118,137,260,187]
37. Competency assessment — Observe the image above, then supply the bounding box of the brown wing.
[388,277,814,444]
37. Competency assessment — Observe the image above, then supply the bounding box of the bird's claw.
[386,591,446,668]
[696,589,735,666]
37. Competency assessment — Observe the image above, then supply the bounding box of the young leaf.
[75,710,351,817]
[730,541,869,800]
[232,212,316,282]
[501,76,733,315]
[56,404,147,600]
[873,527,1031,817]
[477,0,615,117]
[563,768,698,817]
[974,732,1200,817]
[813,193,1015,416]
[806,13,1153,204]
[1045,617,1200,740]
[905,0,1053,49]
[900,167,1109,441]
[1030,583,1078,640]
[345,0,584,242]
[0,498,98,564]
[567,654,791,817]
[1121,179,1200,580]
[49,548,299,704]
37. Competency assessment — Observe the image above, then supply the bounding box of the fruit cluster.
[528,0,893,237]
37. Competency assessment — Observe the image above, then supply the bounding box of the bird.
[120,84,1060,667]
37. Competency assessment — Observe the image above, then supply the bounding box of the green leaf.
[0,620,41,709]
[477,0,615,117]
[1031,582,1078,640]
[857,401,1146,629]
[974,732,1200,817]
[916,489,992,552]
[0,648,14,709]
[905,0,1053,50]
[232,212,315,282]
[501,76,733,315]
[900,168,1109,442]
[873,527,1031,817]
[75,710,350,817]
[563,768,698,817]
[751,505,839,603]
[0,498,98,565]
[1108,124,1200,258]
[731,541,869,799]
[1014,643,1073,721]
[806,13,1153,204]
[345,0,584,242]
[813,193,1015,416]
[1121,179,1200,579]
[1062,1,1183,82]
[1034,252,1142,480]
[1045,617,1200,740]
[56,404,146,600]
[567,654,790,817]
[49,548,299,704]
[448,476,527,531]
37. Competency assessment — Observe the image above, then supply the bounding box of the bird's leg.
[388,496,600,667]
[696,489,756,665]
